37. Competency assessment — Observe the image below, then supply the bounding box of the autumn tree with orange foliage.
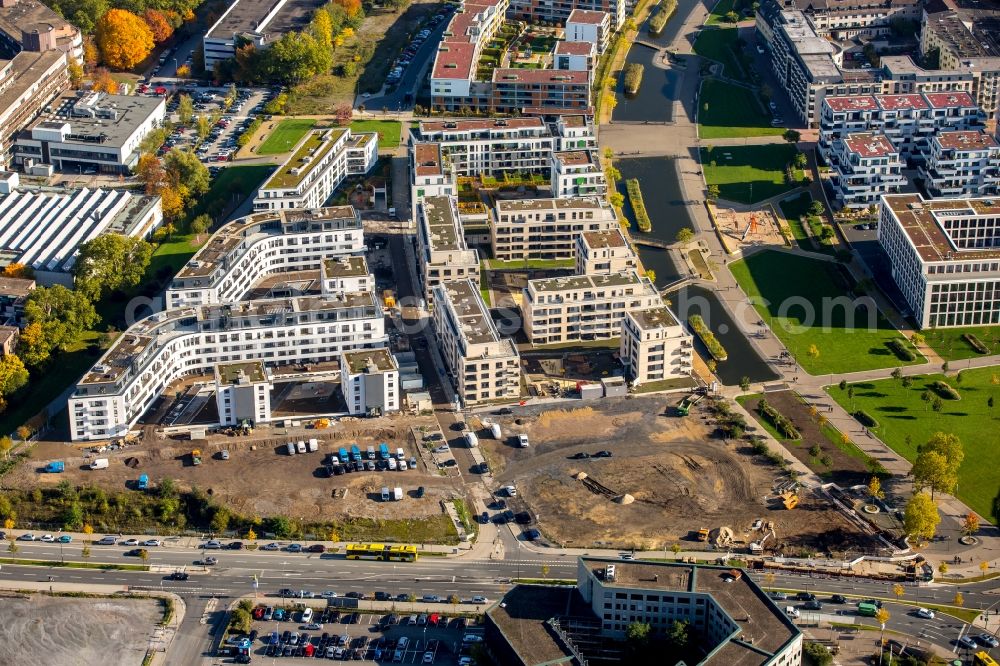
[143,9,174,43]
[332,0,363,18]
[2,264,33,279]
[82,37,99,70]
[96,9,154,71]
[91,68,118,94]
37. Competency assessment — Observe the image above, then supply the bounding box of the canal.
[613,45,678,124]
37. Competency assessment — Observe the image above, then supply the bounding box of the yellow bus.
[344,543,418,562]
[975,652,999,666]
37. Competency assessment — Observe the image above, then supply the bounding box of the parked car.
[262,542,280,551]
[916,607,935,619]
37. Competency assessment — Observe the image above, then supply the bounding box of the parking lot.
[230,604,483,664]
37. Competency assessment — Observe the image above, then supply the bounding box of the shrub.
[886,338,916,362]
[623,63,644,95]
[853,410,879,428]
[625,178,652,232]
[931,380,961,400]
[756,397,801,439]
[689,314,728,361]
[648,0,677,35]
[962,333,990,354]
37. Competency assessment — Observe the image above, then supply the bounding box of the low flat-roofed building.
[215,360,272,427]
[0,184,162,285]
[416,195,479,303]
[522,270,661,345]
[621,306,692,385]
[432,279,520,406]
[340,348,399,416]
[321,255,372,294]
[879,193,1000,328]
[203,0,328,68]
[919,130,1000,199]
[0,275,32,322]
[13,92,166,174]
[68,292,387,441]
[551,149,606,198]
[492,196,617,262]
[575,228,637,275]
[828,132,905,209]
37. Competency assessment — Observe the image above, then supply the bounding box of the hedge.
[757,397,801,440]
[623,63,644,95]
[886,338,916,362]
[963,333,990,354]
[853,410,879,428]
[648,0,677,36]
[689,314,728,361]
[932,380,961,400]
[625,178,652,232]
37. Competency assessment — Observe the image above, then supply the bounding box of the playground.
[711,203,785,250]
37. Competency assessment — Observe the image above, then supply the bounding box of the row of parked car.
[385,7,453,87]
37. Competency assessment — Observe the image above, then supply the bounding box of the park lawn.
[694,27,743,78]
[730,250,924,374]
[350,119,402,150]
[702,144,799,204]
[699,79,784,139]
[705,0,736,24]
[256,118,316,155]
[827,367,1000,521]
[921,324,1000,361]
[779,193,811,244]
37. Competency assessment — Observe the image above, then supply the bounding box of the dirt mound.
[124,457,139,469]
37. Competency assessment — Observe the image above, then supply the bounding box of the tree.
[707,183,720,200]
[739,376,751,394]
[608,192,624,209]
[892,583,905,600]
[782,129,801,144]
[725,10,739,22]
[962,512,981,537]
[867,476,884,500]
[808,344,820,358]
[247,527,257,542]
[793,152,808,169]
[665,620,689,648]
[903,492,940,542]
[981,561,990,575]
[96,9,155,71]
[675,227,695,245]
[311,7,334,47]
[911,449,954,498]
[932,396,943,412]
[7,540,16,555]
[938,562,948,575]
[875,607,890,626]
[839,379,847,391]
[229,606,252,633]
[671,543,681,558]
[177,94,194,125]
[21,286,98,367]
[891,367,903,381]
[902,375,913,388]
[625,621,651,648]
[260,31,332,84]
[91,67,118,94]
[210,507,230,534]
[0,437,12,460]
[164,148,210,199]
[74,234,153,301]
[142,9,174,43]
[68,59,84,88]
[136,153,167,195]
[541,564,550,579]
[333,103,353,126]
[190,214,212,236]
[954,591,964,607]
[803,642,833,666]
[942,360,950,374]
[81,544,91,560]
[0,355,27,398]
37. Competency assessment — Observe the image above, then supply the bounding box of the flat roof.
[936,130,998,150]
[0,0,76,46]
[493,68,590,84]
[413,142,444,177]
[0,50,64,126]
[419,117,546,135]
[264,129,346,190]
[531,270,646,293]
[825,95,879,112]
[883,193,1000,262]
[0,276,34,297]
[438,279,501,346]
[875,93,928,111]
[567,8,608,23]
[559,115,588,128]
[207,0,326,40]
[554,40,595,56]
[216,360,267,384]
[323,255,368,278]
[496,196,605,213]
[342,348,397,374]
[628,305,679,330]
[553,150,595,166]
[844,132,896,158]
[581,228,627,249]
[923,91,977,108]
[421,196,464,252]
[486,585,583,665]
[30,92,163,148]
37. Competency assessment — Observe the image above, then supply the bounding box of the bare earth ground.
[0,595,161,666]
[13,414,461,523]
[482,396,868,552]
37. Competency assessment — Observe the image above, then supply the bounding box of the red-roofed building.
[492,69,591,114]
[828,132,905,209]
[509,0,624,32]
[920,130,1000,198]
[554,40,596,78]
[430,0,509,111]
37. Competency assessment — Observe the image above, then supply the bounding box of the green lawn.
[730,250,924,374]
[350,120,402,150]
[486,258,576,270]
[256,118,316,155]
[706,0,736,25]
[699,79,783,139]
[921,325,1000,361]
[702,144,799,204]
[828,368,1000,520]
[694,27,743,78]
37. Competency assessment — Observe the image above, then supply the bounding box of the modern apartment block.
[575,228,637,275]
[215,361,272,427]
[0,0,83,61]
[522,270,661,345]
[431,279,520,406]
[918,131,1000,199]
[166,207,364,308]
[491,68,591,115]
[550,148,607,197]
[777,0,919,39]
[415,196,480,303]
[879,194,1000,329]
[620,306,692,385]
[554,114,598,151]
[68,293,387,441]
[340,348,400,416]
[253,128,377,212]
[919,9,1000,119]
[827,132,905,209]
[492,196,618,261]
[508,0,625,31]
[818,92,986,162]
[430,0,511,111]
[409,141,455,218]
[565,9,612,53]
[321,255,373,294]
[0,49,68,165]
[415,117,555,176]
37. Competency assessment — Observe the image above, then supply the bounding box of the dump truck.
[44,461,65,473]
[191,450,202,466]
[697,527,710,542]
[350,445,362,461]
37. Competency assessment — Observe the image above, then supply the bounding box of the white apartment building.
[431,279,520,406]
[879,194,1000,329]
[492,196,618,261]
[620,306,692,385]
[574,558,803,664]
[554,114,598,151]
[253,128,377,212]
[827,132,905,209]
[321,255,373,294]
[409,141,455,219]
[214,361,272,427]
[786,0,919,39]
[565,9,611,54]
[430,0,509,106]
[414,117,555,177]
[818,92,986,162]
[919,131,1000,199]
[416,196,479,303]
[68,293,387,441]
[918,10,1000,119]
[551,149,607,198]
[553,40,595,77]
[509,0,625,32]
[340,348,399,416]
[166,207,364,308]
[522,270,661,345]
[575,228,637,275]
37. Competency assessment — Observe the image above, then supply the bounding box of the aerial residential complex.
[919,131,1000,199]
[415,195,480,303]
[879,194,1000,329]
[826,132,905,209]
[620,306,693,385]
[432,279,521,406]
[575,228,637,275]
[492,196,618,261]
[253,128,378,212]
[215,361,273,428]
[340,348,400,416]
[166,207,364,308]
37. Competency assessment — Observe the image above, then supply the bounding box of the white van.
[398,459,408,471]
[296,440,306,454]
[785,606,800,619]
[89,458,109,470]
[465,432,479,448]
[286,442,296,455]
[396,447,405,460]
[301,607,313,624]
[518,434,530,448]
[490,422,502,440]
[381,487,390,501]
[307,438,318,452]
[388,458,397,471]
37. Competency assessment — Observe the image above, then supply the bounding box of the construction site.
[484,395,881,555]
